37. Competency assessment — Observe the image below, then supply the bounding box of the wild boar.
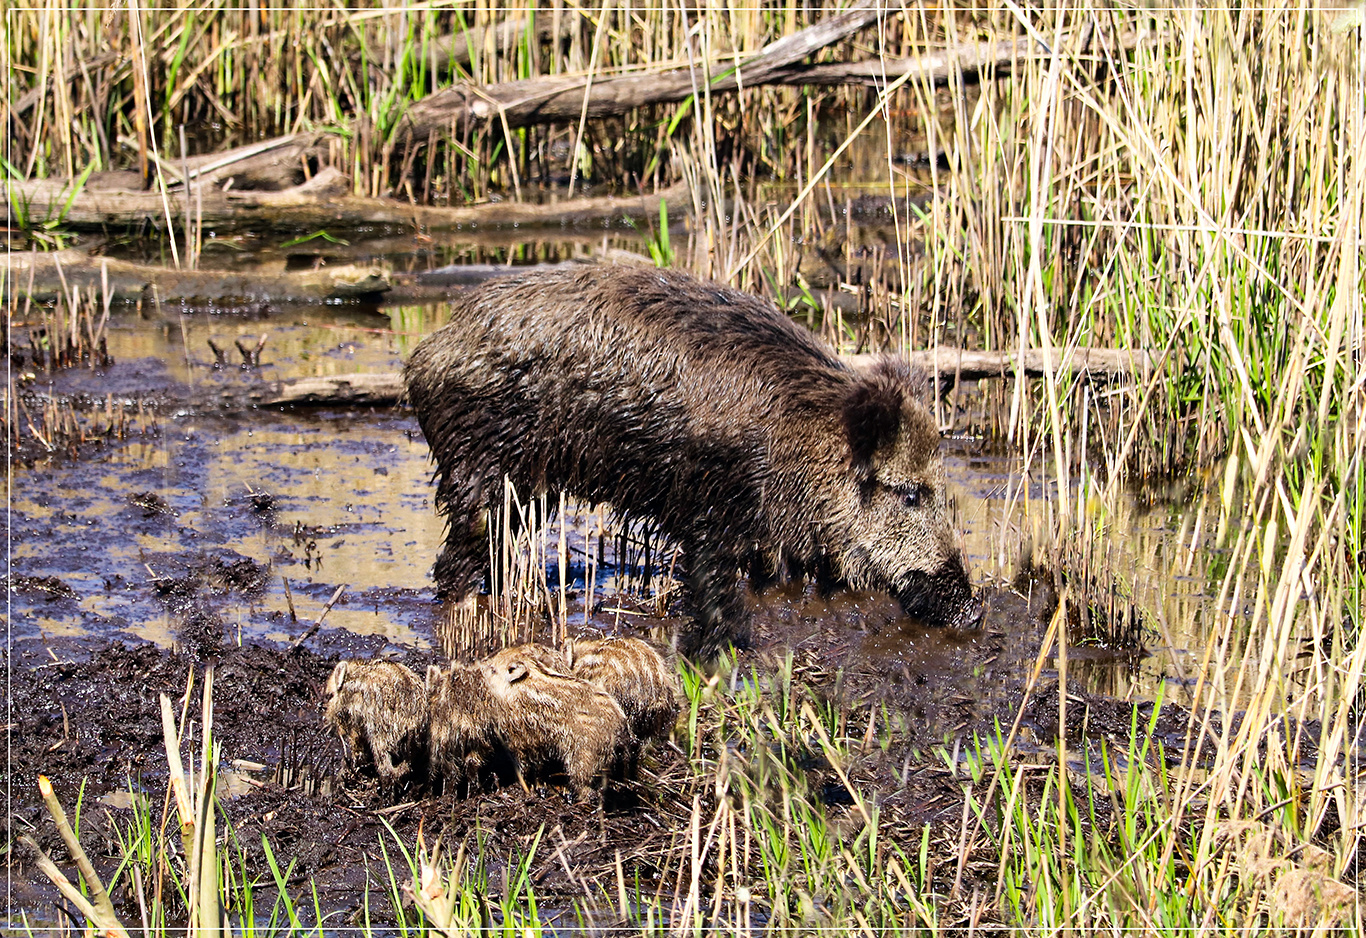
[566,636,677,744]
[323,659,427,791]
[404,265,978,659]
[477,650,627,799]
[425,663,500,794]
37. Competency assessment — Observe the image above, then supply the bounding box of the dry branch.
[399,1,883,136]
[427,18,558,72]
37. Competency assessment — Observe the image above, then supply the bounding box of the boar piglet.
[478,650,626,800]
[324,659,428,792]
[567,636,677,743]
[425,662,501,794]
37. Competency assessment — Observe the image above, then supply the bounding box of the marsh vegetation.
[5,0,1363,933]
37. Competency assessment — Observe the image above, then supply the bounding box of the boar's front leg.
[678,539,751,660]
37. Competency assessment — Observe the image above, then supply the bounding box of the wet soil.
[4,232,1216,929]
[5,559,1206,932]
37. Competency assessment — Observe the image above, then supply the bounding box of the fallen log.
[274,347,1153,405]
[400,1,883,136]
[1,169,693,235]
[2,248,390,305]
[850,347,1156,381]
[66,347,1161,411]
[395,21,1136,137]
[766,39,1042,86]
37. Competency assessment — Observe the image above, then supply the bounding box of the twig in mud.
[374,799,422,816]
[281,575,297,622]
[234,333,267,367]
[288,582,347,650]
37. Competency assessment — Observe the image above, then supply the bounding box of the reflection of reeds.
[3,384,156,457]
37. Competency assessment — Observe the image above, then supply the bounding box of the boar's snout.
[896,556,980,630]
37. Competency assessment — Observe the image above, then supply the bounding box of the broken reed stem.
[19,832,131,938]
[33,776,128,934]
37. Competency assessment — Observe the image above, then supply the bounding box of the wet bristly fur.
[323,659,428,790]
[478,650,627,799]
[424,662,501,793]
[566,636,677,747]
[485,642,569,676]
[404,265,977,659]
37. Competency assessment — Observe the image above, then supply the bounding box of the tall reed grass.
[10,0,1364,930]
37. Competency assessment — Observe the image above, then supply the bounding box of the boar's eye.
[900,485,926,509]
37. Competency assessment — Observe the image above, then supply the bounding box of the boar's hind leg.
[678,541,751,660]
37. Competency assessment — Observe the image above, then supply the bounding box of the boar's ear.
[331,660,348,690]
[505,662,530,684]
[425,664,442,688]
[842,362,906,474]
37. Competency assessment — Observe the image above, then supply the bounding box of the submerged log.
[3,250,656,307]
[269,373,406,406]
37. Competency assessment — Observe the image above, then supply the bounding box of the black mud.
[5,563,1202,931]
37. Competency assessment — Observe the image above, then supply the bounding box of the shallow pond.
[8,230,1213,701]
[4,228,1225,934]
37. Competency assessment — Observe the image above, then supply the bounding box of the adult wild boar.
[404,265,977,658]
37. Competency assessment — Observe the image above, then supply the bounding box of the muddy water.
[9,260,1211,712]
[5,233,1225,933]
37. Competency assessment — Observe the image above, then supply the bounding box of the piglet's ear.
[332,660,348,689]
[425,664,442,688]
[843,361,906,474]
[506,662,529,684]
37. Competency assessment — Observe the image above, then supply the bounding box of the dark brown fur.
[404,265,978,659]
[478,651,627,799]
[567,637,677,745]
[323,660,428,791]
[424,663,500,793]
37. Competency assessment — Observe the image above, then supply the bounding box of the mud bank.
[7,569,1201,930]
